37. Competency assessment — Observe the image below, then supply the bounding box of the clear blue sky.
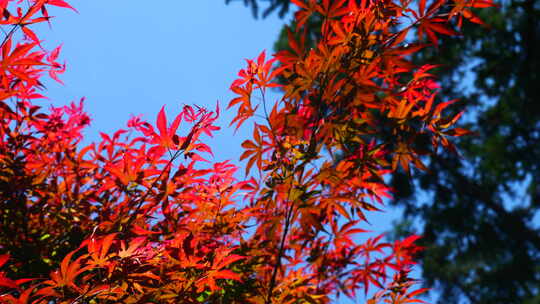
[36,1,417,302]
[39,1,286,163]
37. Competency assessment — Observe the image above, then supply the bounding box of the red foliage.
[0,0,493,303]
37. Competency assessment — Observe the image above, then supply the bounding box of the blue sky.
[37,0,403,233]
[35,1,417,301]
[39,1,286,163]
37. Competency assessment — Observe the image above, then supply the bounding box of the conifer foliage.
[0,0,493,303]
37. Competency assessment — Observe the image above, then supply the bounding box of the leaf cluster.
[0,0,493,303]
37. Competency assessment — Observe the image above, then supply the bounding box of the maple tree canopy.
[0,0,494,303]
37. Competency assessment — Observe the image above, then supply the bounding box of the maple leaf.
[86,233,117,268]
[43,248,92,292]
[46,0,78,12]
[0,255,18,289]
[198,249,245,292]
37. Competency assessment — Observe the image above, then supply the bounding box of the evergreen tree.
[393,1,540,303]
